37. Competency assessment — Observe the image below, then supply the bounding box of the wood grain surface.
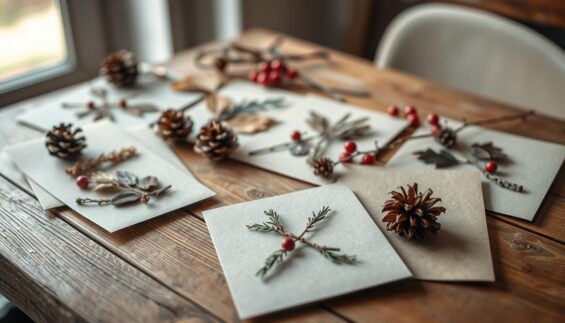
[0,29,563,322]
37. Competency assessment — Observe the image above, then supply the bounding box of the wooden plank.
[325,217,565,323]
[0,177,219,323]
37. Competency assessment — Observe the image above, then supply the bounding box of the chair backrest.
[376,4,565,120]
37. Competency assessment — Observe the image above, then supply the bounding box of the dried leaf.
[138,176,159,191]
[228,114,277,134]
[205,93,232,116]
[92,183,116,191]
[414,149,460,168]
[469,142,506,161]
[111,192,141,206]
[116,171,138,186]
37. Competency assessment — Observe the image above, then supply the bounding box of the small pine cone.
[313,157,334,178]
[100,50,138,87]
[155,109,193,143]
[434,127,457,148]
[382,183,446,240]
[45,123,87,159]
[194,120,239,161]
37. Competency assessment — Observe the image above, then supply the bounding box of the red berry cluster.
[339,140,375,165]
[248,59,299,86]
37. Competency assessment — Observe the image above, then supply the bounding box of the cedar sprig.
[247,206,356,279]
[66,147,137,176]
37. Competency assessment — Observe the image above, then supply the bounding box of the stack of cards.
[5,121,215,232]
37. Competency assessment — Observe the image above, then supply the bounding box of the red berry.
[281,237,295,251]
[339,152,352,163]
[271,59,286,72]
[248,70,259,82]
[387,105,399,117]
[427,113,439,125]
[344,140,357,153]
[259,62,271,73]
[361,154,375,165]
[286,68,298,79]
[485,160,498,173]
[431,124,442,134]
[118,99,127,109]
[407,113,420,127]
[256,72,269,85]
[404,105,417,116]
[268,71,281,85]
[87,101,95,110]
[290,130,301,141]
[76,175,89,189]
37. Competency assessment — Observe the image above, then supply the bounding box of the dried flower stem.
[66,147,137,176]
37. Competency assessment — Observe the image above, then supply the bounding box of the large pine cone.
[312,157,334,178]
[382,183,445,240]
[155,109,193,143]
[194,120,238,161]
[100,50,138,87]
[434,127,457,148]
[45,123,87,159]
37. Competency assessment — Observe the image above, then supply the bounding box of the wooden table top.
[0,29,563,323]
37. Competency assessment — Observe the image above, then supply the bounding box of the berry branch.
[247,206,356,279]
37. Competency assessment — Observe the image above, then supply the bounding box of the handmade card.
[231,94,408,185]
[6,121,215,232]
[339,166,495,281]
[203,183,412,319]
[17,76,201,131]
[26,124,193,210]
[386,122,565,221]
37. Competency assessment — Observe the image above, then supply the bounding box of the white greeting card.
[17,76,202,131]
[203,183,412,319]
[339,166,495,281]
[386,122,565,221]
[6,121,215,232]
[26,125,192,210]
[231,94,409,185]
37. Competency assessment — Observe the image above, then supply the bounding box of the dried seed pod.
[155,109,193,143]
[100,50,138,87]
[45,123,87,159]
[382,183,446,240]
[194,120,239,161]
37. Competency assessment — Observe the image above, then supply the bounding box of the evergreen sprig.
[247,206,356,279]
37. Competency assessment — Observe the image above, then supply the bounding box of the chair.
[375,4,565,120]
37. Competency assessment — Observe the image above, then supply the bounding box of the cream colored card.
[386,122,565,221]
[204,183,412,319]
[6,121,215,232]
[231,94,409,185]
[339,166,495,282]
[17,76,201,131]
[26,125,192,210]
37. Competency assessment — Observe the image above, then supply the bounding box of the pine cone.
[155,109,193,143]
[194,120,238,161]
[382,183,445,240]
[45,123,87,159]
[312,157,334,178]
[434,128,457,148]
[100,50,138,87]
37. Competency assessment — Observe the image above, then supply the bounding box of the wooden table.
[0,29,564,323]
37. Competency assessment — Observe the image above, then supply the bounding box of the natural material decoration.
[155,109,193,143]
[193,37,369,102]
[414,143,524,192]
[194,120,239,161]
[62,87,159,121]
[45,123,87,159]
[65,147,137,176]
[75,171,171,206]
[382,183,446,240]
[247,206,356,278]
[100,50,139,87]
